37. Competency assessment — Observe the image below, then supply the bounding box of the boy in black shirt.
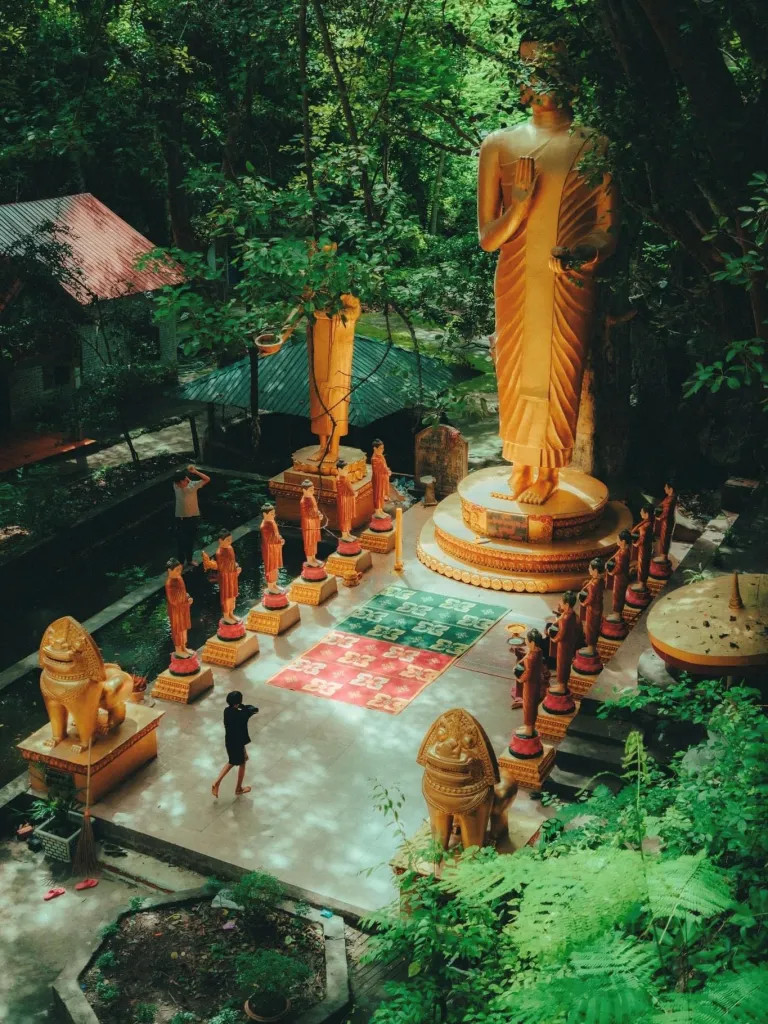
[211,691,258,798]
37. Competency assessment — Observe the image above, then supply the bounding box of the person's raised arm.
[188,465,211,487]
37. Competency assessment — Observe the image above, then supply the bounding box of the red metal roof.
[0,193,184,304]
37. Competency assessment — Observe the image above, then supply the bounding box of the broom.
[73,738,99,877]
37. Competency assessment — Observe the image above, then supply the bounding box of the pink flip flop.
[75,878,99,891]
[44,887,66,901]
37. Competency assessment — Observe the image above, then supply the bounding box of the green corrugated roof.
[176,334,470,426]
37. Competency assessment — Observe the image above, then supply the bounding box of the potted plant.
[236,949,312,1022]
[30,793,83,863]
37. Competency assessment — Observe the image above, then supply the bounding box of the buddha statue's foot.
[372,509,389,519]
[267,585,285,595]
[341,531,356,542]
[517,469,559,506]
[508,464,534,499]
[42,737,59,750]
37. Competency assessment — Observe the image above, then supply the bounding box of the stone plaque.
[415,425,468,498]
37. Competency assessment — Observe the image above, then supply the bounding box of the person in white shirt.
[173,465,210,567]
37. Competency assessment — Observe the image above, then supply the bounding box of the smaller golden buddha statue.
[39,617,133,753]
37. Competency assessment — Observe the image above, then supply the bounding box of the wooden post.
[189,414,200,459]
[394,506,404,572]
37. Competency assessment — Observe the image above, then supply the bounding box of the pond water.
[0,526,335,789]
[0,473,267,672]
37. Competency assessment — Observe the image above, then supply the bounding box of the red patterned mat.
[267,630,456,715]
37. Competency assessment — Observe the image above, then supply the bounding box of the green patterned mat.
[334,584,507,658]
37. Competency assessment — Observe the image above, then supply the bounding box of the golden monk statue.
[477,40,618,504]
[308,293,361,466]
[417,707,518,849]
[39,617,133,752]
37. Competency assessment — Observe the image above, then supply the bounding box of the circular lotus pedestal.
[245,590,302,636]
[498,729,556,791]
[648,555,674,597]
[623,583,652,628]
[569,647,603,698]
[337,539,362,557]
[417,466,632,593]
[535,687,581,742]
[217,619,246,641]
[597,614,629,663]
[289,561,339,606]
[169,651,201,675]
[154,650,214,704]
[360,513,396,554]
[647,572,768,678]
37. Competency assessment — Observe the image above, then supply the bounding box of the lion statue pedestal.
[17,617,164,804]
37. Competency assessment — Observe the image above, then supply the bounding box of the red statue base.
[337,538,363,556]
[217,619,247,641]
[625,583,652,609]
[600,616,629,640]
[301,562,328,582]
[572,648,603,676]
[649,556,673,580]
[369,514,393,533]
[508,731,544,759]
[263,591,289,610]
[169,651,201,676]
[542,689,576,715]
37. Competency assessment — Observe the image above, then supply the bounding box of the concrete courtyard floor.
[91,503,559,912]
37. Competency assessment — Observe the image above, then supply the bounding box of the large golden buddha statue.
[478,40,618,505]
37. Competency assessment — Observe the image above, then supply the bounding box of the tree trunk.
[158,105,197,251]
[429,152,446,235]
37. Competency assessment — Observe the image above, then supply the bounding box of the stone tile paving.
[91,504,559,911]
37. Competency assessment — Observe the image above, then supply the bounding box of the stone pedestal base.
[269,446,373,530]
[597,617,628,663]
[289,574,339,606]
[360,527,396,554]
[498,746,555,791]
[622,604,644,629]
[625,583,652,610]
[569,669,599,698]
[153,666,214,703]
[572,649,603,676]
[416,466,632,593]
[18,704,164,805]
[535,698,581,741]
[326,548,373,579]
[246,602,301,635]
[201,631,260,668]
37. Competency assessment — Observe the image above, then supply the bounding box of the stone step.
[565,710,635,747]
[554,734,626,778]
[544,765,623,801]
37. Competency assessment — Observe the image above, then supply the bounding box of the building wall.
[8,365,45,420]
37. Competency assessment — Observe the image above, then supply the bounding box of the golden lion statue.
[39,617,133,753]
[417,708,518,850]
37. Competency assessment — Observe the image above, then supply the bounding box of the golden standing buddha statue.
[477,40,618,504]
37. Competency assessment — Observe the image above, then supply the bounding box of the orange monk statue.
[165,559,194,656]
[206,529,242,624]
[606,529,632,620]
[371,439,392,521]
[477,39,618,504]
[307,293,362,466]
[335,459,357,542]
[631,504,656,592]
[547,591,580,693]
[508,629,546,758]
[578,558,605,657]
[260,504,285,595]
[300,480,325,568]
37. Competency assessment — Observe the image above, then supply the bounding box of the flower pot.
[35,815,82,863]
[244,995,291,1022]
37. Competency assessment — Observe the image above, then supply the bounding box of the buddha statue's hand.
[510,156,537,206]
[549,244,599,274]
